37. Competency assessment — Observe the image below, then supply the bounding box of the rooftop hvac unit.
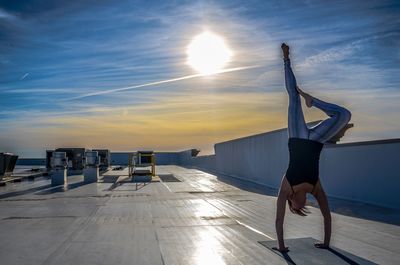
[54,148,86,170]
[83,151,99,183]
[50,152,67,186]
[51,152,68,169]
[84,151,99,167]
[92,149,110,170]
[137,151,154,165]
[0,153,19,180]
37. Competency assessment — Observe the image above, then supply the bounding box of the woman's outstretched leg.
[298,88,352,143]
[282,43,308,139]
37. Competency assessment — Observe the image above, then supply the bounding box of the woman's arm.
[275,178,289,252]
[313,181,332,247]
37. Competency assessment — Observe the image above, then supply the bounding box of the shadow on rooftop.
[34,181,91,195]
[0,183,53,200]
[0,177,92,198]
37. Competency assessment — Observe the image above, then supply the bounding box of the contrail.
[20,73,29,80]
[66,65,261,100]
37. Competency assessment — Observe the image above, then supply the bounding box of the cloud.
[66,65,261,100]
[4,86,399,156]
[1,0,399,156]
[299,31,400,68]
[0,8,17,21]
[0,91,288,155]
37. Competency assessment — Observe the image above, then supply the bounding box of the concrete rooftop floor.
[0,165,399,265]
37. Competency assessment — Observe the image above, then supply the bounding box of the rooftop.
[0,165,398,264]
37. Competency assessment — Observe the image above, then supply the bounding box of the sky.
[0,0,399,157]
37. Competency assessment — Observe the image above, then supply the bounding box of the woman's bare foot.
[296,86,313,108]
[281,43,289,59]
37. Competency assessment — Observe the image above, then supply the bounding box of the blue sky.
[1,0,399,157]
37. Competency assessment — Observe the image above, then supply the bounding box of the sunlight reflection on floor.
[192,229,226,265]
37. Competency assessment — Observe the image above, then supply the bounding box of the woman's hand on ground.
[272,246,289,253]
[314,242,330,249]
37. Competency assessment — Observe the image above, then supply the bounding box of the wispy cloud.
[0,91,287,155]
[299,32,400,68]
[0,8,17,21]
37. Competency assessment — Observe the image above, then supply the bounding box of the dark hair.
[288,200,309,216]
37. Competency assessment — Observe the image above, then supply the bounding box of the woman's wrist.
[278,239,286,249]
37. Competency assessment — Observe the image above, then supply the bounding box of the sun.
[186,31,233,75]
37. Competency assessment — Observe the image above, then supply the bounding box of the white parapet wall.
[180,127,400,210]
[214,128,288,189]
[110,152,180,165]
[321,140,399,209]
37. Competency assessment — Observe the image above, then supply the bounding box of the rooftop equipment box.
[0,153,19,179]
[56,148,86,170]
[47,148,86,170]
[137,151,154,165]
[46,150,54,170]
[92,149,110,170]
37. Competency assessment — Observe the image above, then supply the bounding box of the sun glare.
[186,31,233,75]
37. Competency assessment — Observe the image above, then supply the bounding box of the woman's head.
[288,191,309,216]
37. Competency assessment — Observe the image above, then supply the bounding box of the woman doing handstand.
[275,43,352,252]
